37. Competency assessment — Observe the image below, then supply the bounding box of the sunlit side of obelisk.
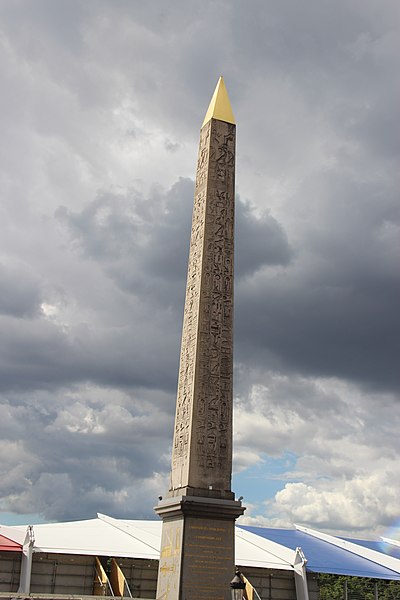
[155,77,244,600]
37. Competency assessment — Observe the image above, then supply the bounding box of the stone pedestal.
[155,496,245,600]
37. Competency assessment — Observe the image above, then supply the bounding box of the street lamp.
[230,568,246,600]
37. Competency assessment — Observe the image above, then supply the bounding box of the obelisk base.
[155,496,245,600]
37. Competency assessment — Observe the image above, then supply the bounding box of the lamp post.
[230,568,246,600]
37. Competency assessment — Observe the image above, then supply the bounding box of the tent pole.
[374,581,378,600]
[17,526,34,594]
[293,547,309,600]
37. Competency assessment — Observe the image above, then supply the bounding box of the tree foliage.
[318,574,400,600]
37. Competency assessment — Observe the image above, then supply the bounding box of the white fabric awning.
[1,514,294,569]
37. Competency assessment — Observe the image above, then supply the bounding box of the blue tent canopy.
[239,526,400,580]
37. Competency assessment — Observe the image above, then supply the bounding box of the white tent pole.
[17,526,35,594]
[293,547,309,600]
[381,537,400,549]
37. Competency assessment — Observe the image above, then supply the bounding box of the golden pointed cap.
[202,76,235,127]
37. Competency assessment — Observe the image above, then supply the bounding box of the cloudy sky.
[1,0,399,538]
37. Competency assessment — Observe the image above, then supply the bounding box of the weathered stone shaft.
[170,117,236,496]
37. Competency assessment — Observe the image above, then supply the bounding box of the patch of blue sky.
[0,512,49,526]
[233,451,298,505]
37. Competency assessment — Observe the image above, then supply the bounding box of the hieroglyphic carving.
[194,122,235,488]
[170,118,235,493]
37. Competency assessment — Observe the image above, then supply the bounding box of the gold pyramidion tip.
[202,76,235,127]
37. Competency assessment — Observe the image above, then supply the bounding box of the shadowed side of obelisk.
[155,77,244,600]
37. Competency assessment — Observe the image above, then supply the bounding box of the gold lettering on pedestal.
[182,519,234,599]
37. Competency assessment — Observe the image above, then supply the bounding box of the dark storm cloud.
[0,311,179,394]
[236,167,400,391]
[236,202,292,276]
[58,178,292,304]
[56,179,194,305]
[0,177,290,400]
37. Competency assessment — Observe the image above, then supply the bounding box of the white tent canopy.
[1,514,295,569]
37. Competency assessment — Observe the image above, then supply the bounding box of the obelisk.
[155,77,244,600]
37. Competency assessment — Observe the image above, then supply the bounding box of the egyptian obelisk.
[155,77,244,600]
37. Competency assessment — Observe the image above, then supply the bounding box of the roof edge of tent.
[296,524,400,575]
[31,546,159,559]
[0,533,23,552]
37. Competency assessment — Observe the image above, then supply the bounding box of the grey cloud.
[235,166,400,392]
[0,0,399,532]
[0,313,181,394]
[164,139,181,153]
[236,201,292,276]
[0,262,42,318]
[12,471,165,521]
[58,177,291,307]
[0,388,171,520]
[346,94,400,158]
[56,196,141,261]
[1,0,88,52]
[234,372,400,534]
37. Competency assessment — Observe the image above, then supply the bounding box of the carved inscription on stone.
[170,119,235,492]
[181,518,234,600]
